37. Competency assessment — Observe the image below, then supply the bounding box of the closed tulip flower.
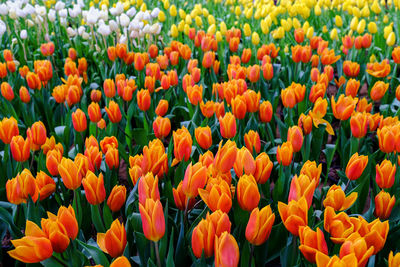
[56,205,78,240]
[231,95,247,120]
[0,62,7,78]
[370,81,389,101]
[58,158,82,190]
[82,171,106,205]
[214,232,240,267]
[139,199,165,242]
[153,116,171,139]
[173,181,196,211]
[345,153,368,180]
[19,86,30,103]
[192,218,216,258]
[97,219,127,258]
[350,112,369,138]
[103,79,116,98]
[278,197,308,236]
[262,63,273,80]
[26,72,42,90]
[155,100,168,116]
[105,101,122,123]
[331,95,358,120]
[259,100,273,123]
[323,185,358,211]
[1,81,14,101]
[105,147,119,169]
[10,135,31,162]
[345,79,360,97]
[298,226,328,264]
[0,117,19,144]
[376,160,396,188]
[343,61,360,77]
[281,86,297,108]
[182,162,207,198]
[206,210,231,237]
[374,190,395,220]
[6,169,38,204]
[288,174,316,207]
[377,126,395,153]
[138,172,160,205]
[7,221,53,263]
[172,126,192,166]
[213,140,237,174]
[36,171,56,200]
[195,126,212,149]
[237,175,260,211]
[107,185,126,212]
[88,102,102,123]
[244,130,261,154]
[29,121,47,147]
[137,89,151,112]
[219,112,236,139]
[300,161,322,186]
[287,126,303,152]
[40,218,70,253]
[245,205,275,245]
[339,233,374,267]
[233,147,256,177]
[253,153,273,184]
[72,109,87,132]
[276,141,293,166]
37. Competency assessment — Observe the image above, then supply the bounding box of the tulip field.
[2,0,400,266]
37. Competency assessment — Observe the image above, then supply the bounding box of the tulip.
[287,126,303,152]
[309,83,327,103]
[1,81,14,101]
[340,233,374,267]
[58,158,82,190]
[358,217,389,254]
[85,146,102,171]
[138,172,160,205]
[376,160,396,188]
[237,175,260,211]
[288,174,316,208]
[173,181,196,211]
[246,205,275,245]
[56,205,78,240]
[110,256,131,266]
[107,185,126,212]
[140,139,168,178]
[0,117,19,144]
[7,221,53,263]
[316,252,358,267]
[331,95,358,120]
[182,162,207,198]
[278,197,308,236]
[10,135,31,162]
[367,60,391,78]
[233,147,256,177]
[374,190,395,220]
[389,251,400,267]
[100,136,118,153]
[202,51,215,68]
[298,226,328,264]
[6,169,38,204]
[139,199,165,242]
[105,147,119,169]
[155,100,168,116]
[88,102,102,123]
[82,171,106,205]
[72,109,87,132]
[262,63,273,80]
[213,140,237,174]
[323,185,358,211]
[276,141,293,166]
[0,62,7,78]
[192,218,215,258]
[219,112,236,139]
[153,116,171,139]
[377,126,395,153]
[214,232,240,267]
[231,95,247,120]
[370,81,389,101]
[137,89,151,111]
[36,171,56,200]
[105,101,122,123]
[281,87,296,108]
[29,121,47,147]
[324,207,356,243]
[172,126,193,166]
[41,218,70,253]
[103,79,116,98]
[97,219,127,258]
[195,126,212,150]
[350,112,369,138]
[345,153,368,180]
[244,130,261,154]
[345,79,360,98]
[26,72,41,90]
[343,61,360,77]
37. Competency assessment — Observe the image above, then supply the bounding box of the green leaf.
[91,205,106,233]
[132,128,148,146]
[0,206,22,238]
[76,239,110,267]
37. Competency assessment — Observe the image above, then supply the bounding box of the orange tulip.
[345,153,368,181]
[97,219,127,258]
[213,140,237,174]
[244,130,261,154]
[389,251,400,267]
[233,147,256,177]
[252,152,273,184]
[245,205,275,245]
[339,233,374,267]
[72,109,87,132]
[110,256,131,266]
[374,190,395,220]
[236,174,260,211]
[206,210,231,237]
[316,252,358,267]
[105,147,119,169]
[276,141,293,166]
[56,205,78,240]
[0,117,19,144]
[172,126,193,166]
[377,126,395,153]
[294,28,304,43]
[298,226,328,264]
[231,95,247,120]
[262,63,273,80]
[323,185,357,211]
[343,61,360,77]
[376,159,396,188]
[278,197,308,236]
[202,51,215,68]
[105,101,122,123]
[214,232,240,267]
[182,162,207,198]
[195,126,212,149]
[155,100,168,116]
[140,139,168,178]
[139,199,165,242]
[107,185,126,212]
[241,48,252,64]
[153,116,171,139]
[323,207,357,243]
[287,126,303,152]
[10,135,31,162]
[29,121,47,147]
[103,79,116,98]
[7,221,53,263]
[58,158,82,190]
[288,174,316,207]
[370,81,389,101]
[41,217,70,253]
[367,60,391,78]
[26,71,42,90]
[6,169,38,204]
[320,49,340,65]
[309,83,327,103]
[331,95,358,120]
[219,112,236,139]
[281,87,297,108]
[82,171,106,205]
[300,160,322,186]
[192,218,216,258]
[90,89,102,102]
[345,79,360,97]
[138,172,160,205]
[19,86,30,103]
[0,62,7,78]
[88,102,102,123]
[1,81,14,101]
[350,112,369,138]
[243,90,260,113]
[358,217,389,254]
[199,176,232,212]
[137,89,151,111]
[36,171,56,200]
[173,181,196,211]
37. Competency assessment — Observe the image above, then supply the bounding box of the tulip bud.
[345,153,368,180]
[139,199,165,242]
[246,205,275,245]
[97,219,127,258]
[376,159,396,188]
[214,232,240,267]
[276,141,293,166]
[107,185,126,212]
[237,174,260,211]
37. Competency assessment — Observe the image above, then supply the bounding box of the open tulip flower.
[1,0,400,266]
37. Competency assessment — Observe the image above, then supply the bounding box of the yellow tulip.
[322,26,328,33]
[178,20,185,32]
[140,3,146,11]
[261,20,269,34]
[252,32,260,45]
[183,24,190,35]
[387,32,396,46]
[384,25,393,39]
[171,24,178,38]
[368,22,377,34]
[235,6,241,16]
[163,0,169,9]
[216,31,222,42]
[330,28,338,40]
[350,17,359,31]
[383,15,389,24]
[169,5,177,16]
[243,23,251,37]
[306,27,314,39]
[220,21,227,35]
[353,7,361,18]
[357,19,366,34]
[158,11,166,22]
[185,15,192,25]
[293,18,301,29]
[195,16,202,27]
[272,27,285,39]
[208,15,215,25]
[202,8,209,17]
[179,9,186,19]
[207,24,216,35]
[314,5,321,16]
[361,5,370,17]
[371,1,381,13]
[335,15,343,27]
[370,54,377,63]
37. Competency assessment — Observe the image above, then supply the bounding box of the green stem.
[154,241,162,267]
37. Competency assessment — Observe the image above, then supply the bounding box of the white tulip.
[67,27,77,37]
[126,7,136,17]
[0,20,6,36]
[130,30,139,39]
[55,1,65,11]
[109,20,118,31]
[77,0,85,8]
[135,11,143,21]
[12,38,18,45]
[99,10,108,21]
[23,4,35,15]
[0,4,9,16]
[48,9,56,22]
[16,8,26,18]
[142,11,151,21]
[98,24,111,36]
[9,9,17,20]
[26,19,35,27]
[35,5,46,17]
[150,23,161,35]
[119,34,127,44]
[142,24,151,34]
[60,17,67,26]
[78,26,85,35]
[86,8,100,25]
[120,14,130,27]
[151,8,160,18]
[82,31,90,40]
[59,9,68,18]
[69,5,81,18]
[20,29,28,39]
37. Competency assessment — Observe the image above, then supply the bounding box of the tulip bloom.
[323,185,358,211]
[376,160,396,188]
[339,233,374,267]
[10,135,31,162]
[153,116,171,139]
[366,60,391,78]
[72,109,87,132]
[171,126,193,166]
[237,175,260,211]
[214,232,240,267]
[288,174,316,208]
[213,140,237,174]
[7,221,53,263]
[244,130,261,154]
[233,147,256,177]
[219,112,237,139]
[278,197,308,236]
[298,226,329,264]
[88,102,102,123]
[192,218,216,258]
[97,219,127,258]
[137,89,151,111]
[374,190,395,220]
[345,79,360,97]
[1,81,14,101]
[259,100,273,123]
[105,101,122,124]
[300,161,322,186]
[345,153,368,180]
[138,172,160,205]
[58,158,82,190]
[231,95,247,120]
[173,181,196,211]
[324,207,356,243]
[6,169,38,204]
[199,177,232,213]
[155,100,168,116]
[36,171,56,200]
[182,162,207,198]
[245,205,275,245]
[41,218,70,253]
[206,210,231,237]
[253,153,273,184]
[82,171,106,205]
[195,126,212,150]
[350,112,369,138]
[377,126,396,153]
[0,117,19,144]
[276,141,293,166]
[370,81,389,101]
[287,126,303,152]
[389,251,400,267]
[331,95,358,120]
[105,147,119,169]
[139,199,165,242]
[107,185,126,212]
